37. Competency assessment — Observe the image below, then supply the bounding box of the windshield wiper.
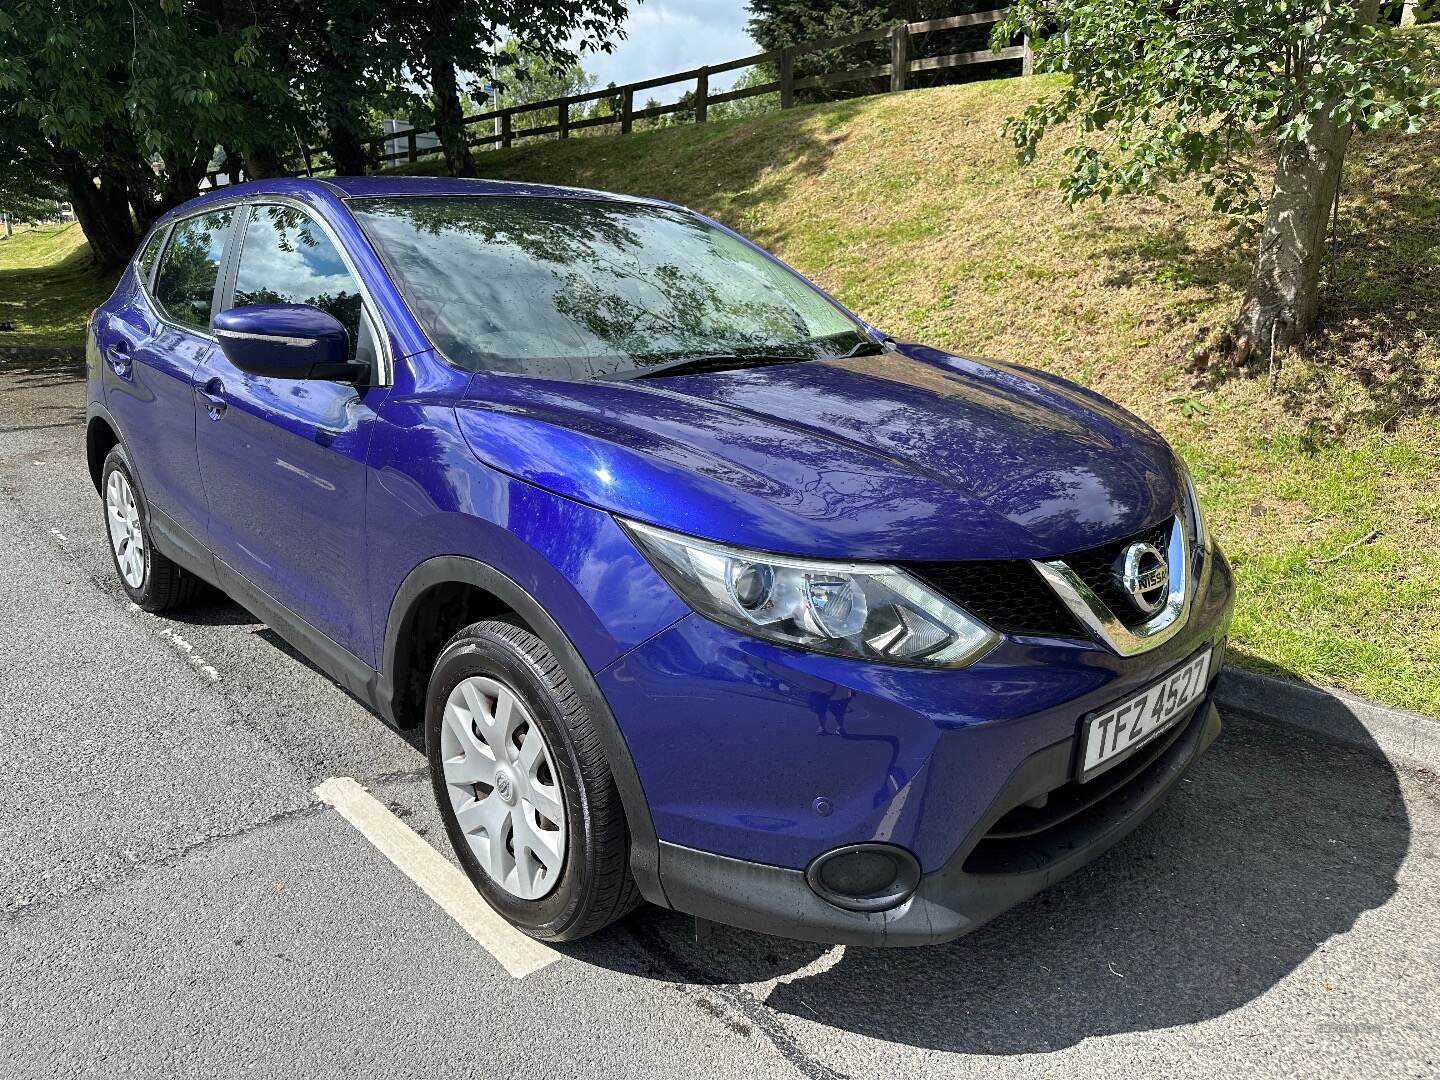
[829,338,889,360]
[617,353,813,381]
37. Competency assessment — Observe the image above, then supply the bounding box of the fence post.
[559,100,570,138]
[695,67,708,123]
[620,87,634,133]
[501,110,513,148]
[407,130,418,163]
[1022,35,1034,76]
[890,24,910,92]
[779,48,795,109]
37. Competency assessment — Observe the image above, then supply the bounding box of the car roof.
[164,175,666,223]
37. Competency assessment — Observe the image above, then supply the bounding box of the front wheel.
[425,619,641,941]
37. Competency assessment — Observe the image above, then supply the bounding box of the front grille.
[904,518,1176,641]
[904,559,1082,638]
[1061,520,1174,630]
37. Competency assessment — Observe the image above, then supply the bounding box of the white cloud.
[577,0,758,98]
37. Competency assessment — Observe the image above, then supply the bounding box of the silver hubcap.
[105,470,145,589]
[441,676,567,901]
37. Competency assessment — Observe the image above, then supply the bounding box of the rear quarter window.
[135,226,168,288]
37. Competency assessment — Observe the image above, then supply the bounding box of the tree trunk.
[221,145,243,186]
[162,149,210,209]
[59,158,137,271]
[243,143,283,180]
[1231,115,1352,363]
[1231,0,1380,364]
[327,122,369,176]
[430,55,475,177]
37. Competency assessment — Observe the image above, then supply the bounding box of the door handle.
[196,377,227,420]
[107,339,132,376]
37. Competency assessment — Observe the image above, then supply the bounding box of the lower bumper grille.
[962,694,1208,875]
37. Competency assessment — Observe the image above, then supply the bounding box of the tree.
[706,65,782,121]
[994,0,1440,365]
[398,1,628,177]
[0,0,291,266]
[491,38,597,133]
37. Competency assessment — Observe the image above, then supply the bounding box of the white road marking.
[157,626,221,682]
[314,776,559,979]
[49,527,67,542]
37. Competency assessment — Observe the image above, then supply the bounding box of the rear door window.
[230,204,367,362]
[152,209,234,333]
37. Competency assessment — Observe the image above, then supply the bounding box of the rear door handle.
[196,377,227,420]
[107,339,131,376]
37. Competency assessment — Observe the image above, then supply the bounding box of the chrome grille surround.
[1031,515,1194,656]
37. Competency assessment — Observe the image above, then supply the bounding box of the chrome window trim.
[1031,516,1195,657]
[134,225,170,295]
[233,194,394,387]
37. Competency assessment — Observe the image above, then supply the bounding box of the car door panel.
[102,215,230,547]
[197,371,389,660]
[195,201,388,665]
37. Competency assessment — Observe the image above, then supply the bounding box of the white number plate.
[1078,649,1212,782]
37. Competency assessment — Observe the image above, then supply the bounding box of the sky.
[580,0,759,96]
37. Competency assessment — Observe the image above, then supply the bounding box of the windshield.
[349,195,867,380]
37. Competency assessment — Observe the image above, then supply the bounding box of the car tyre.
[426,619,641,942]
[100,444,202,611]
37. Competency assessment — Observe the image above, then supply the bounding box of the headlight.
[621,519,999,668]
[1176,457,1210,552]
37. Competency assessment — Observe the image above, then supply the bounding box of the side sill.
[212,557,383,716]
[148,507,220,588]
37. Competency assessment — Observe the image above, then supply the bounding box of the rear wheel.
[426,619,641,941]
[101,445,202,611]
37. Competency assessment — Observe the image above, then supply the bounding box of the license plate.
[1078,649,1212,782]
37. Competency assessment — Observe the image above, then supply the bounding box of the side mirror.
[212,303,366,381]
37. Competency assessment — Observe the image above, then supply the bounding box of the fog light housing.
[805,843,921,913]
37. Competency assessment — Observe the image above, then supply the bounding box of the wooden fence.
[374,9,1023,168]
[203,9,1023,186]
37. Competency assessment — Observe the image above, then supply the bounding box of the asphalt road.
[2,356,1437,1079]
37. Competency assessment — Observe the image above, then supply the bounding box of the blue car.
[86,177,1234,945]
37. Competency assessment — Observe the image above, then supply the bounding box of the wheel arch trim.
[379,554,669,908]
[85,403,128,495]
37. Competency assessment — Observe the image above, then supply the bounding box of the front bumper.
[657,695,1221,946]
[596,543,1234,944]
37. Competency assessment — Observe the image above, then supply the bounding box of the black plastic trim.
[212,557,381,710]
[147,507,219,587]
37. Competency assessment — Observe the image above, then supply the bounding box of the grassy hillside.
[0,221,118,347]
[11,75,1440,712]
[399,77,1440,713]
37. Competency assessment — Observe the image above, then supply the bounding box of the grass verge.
[0,222,118,348]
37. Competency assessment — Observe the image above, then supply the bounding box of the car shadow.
[573,700,1409,1055]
